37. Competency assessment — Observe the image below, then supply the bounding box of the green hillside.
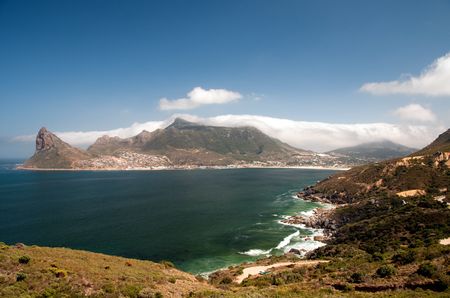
[0,242,212,297]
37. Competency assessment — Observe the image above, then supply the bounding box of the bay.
[0,159,337,274]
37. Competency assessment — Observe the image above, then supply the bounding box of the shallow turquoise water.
[0,159,337,274]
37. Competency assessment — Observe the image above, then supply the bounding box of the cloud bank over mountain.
[13,115,442,152]
[360,52,450,97]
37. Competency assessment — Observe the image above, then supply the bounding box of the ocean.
[0,159,338,274]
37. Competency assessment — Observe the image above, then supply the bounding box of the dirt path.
[235,260,329,283]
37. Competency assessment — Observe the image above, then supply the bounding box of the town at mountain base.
[21,118,417,170]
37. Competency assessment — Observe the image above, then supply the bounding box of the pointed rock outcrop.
[23,127,91,169]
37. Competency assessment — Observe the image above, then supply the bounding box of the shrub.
[293,266,307,275]
[40,288,57,297]
[376,265,396,278]
[371,252,384,262]
[349,272,364,283]
[16,272,26,281]
[220,276,232,284]
[168,277,176,283]
[435,275,449,291]
[102,283,115,293]
[49,267,67,278]
[120,285,140,298]
[424,245,448,260]
[392,250,416,265]
[342,283,353,292]
[18,255,30,264]
[271,276,284,286]
[154,292,163,298]
[417,263,436,278]
[333,283,353,292]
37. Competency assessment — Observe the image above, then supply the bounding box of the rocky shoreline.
[296,185,351,204]
[279,185,347,245]
[280,208,337,242]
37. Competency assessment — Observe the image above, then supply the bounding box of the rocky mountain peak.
[136,130,152,136]
[95,135,120,144]
[168,118,197,129]
[134,130,153,144]
[25,127,91,169]
[36,127,55,151]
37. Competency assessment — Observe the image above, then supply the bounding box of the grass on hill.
[0,243,212,297]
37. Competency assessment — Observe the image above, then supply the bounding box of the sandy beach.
[235,260,329,283]
[439,237,450,245]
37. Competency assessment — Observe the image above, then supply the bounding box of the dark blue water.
[0,159,336,273]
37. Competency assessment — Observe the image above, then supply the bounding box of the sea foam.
[276,230,300,249]
[239,248,273,256]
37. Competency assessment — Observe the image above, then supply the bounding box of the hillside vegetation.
[0,243,212,297]
[313,130,450,203]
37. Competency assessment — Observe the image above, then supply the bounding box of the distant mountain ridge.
[21,118,423,170]
[327,140,416,162]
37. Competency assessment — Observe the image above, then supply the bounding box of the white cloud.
[392,104,437,123]
[159,87,242,110]
[360,52,450,96]
[13,114,443,152]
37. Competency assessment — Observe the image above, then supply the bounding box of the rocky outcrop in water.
[281,208,338,239]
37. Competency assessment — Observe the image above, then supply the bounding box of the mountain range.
[22,118,417,170]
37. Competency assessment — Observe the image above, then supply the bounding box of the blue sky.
[1,0,450,157]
